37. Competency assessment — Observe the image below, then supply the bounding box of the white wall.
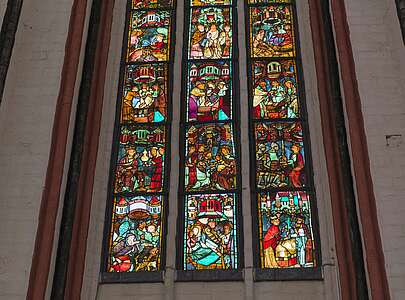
[344,0,405,299]
[0,0,74,298]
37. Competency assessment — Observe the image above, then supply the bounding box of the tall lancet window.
[102,0,176,278]
[176,0,243,278]
[245,0,322,279]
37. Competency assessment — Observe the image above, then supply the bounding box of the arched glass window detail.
[102,0,176,280]
[177,0,243,278]
[245,0,322,279]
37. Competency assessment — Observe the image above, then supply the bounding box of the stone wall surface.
[343,0,405,299]
[0,0,73,299]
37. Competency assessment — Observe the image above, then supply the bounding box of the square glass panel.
[185,123,237,192]
[188,7,232,60]
[252,59,300,119]
[191,0,232,6]
[114,125,166,193]
[132,0,173,9]
[127,10,171,62]
[108,195,164,272]
[121,64,168,123]
[257,191,316,269]
[186,61,232,122]
[255,121,306,189]
[183,193,238,270]
[249,5,295,58]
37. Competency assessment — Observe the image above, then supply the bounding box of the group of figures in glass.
[248,0,317,270]
[106,0,318,274]
[181,0,240,271]
[107,0,175,274]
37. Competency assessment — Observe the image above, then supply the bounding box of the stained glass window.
[245,0,321,276]
[178,0,242,274]
[103,0,176,277]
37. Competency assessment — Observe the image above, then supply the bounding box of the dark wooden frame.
[99,0,178,283]
[175,1,244,282]
[244,0,322,281]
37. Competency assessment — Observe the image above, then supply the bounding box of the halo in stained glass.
[186,61,232,122]
[114,125,166,193]
[188,7,232,60]
[132,0,173,9]
[127,10,171,62]
[185,123,237,192]
[257,191,316,269]
[183,193,238,270]
[108,195,164,272]
[249,5,295,58]
[252,59,300,119]
[191,0,232,6]
[254,121,306,189]
[121,63,168,123]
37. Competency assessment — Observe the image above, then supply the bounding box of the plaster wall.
[0,0,74,298]
[343,0,405,299]
[82,0,340,299]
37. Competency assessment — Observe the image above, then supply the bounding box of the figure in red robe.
[263,216,281,268]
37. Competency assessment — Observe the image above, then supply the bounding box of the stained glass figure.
[127,10,171,62]
[108,195,164,272]
[186,61,232,122]
[249,5,295,58]
[121,64,167,123]
[255,122,306,189]
[132,0,173,9]
[115,125,166,193]
[258,191,315,268]
[188,7,232,60]
[184,193,238,270]
[185,123,236,192]
[252,60,300,119]
[191,0,232,6]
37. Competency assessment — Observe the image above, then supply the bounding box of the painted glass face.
[191,0,232,6]
[121,64,168,123]
[188,7,232,60]
[252,59,300,119]
[185,123,237,192]
[108,195,164,272]
[255,121,306,189]
[132,0,173,9]
[183,193,238,270]
[250,5,295,58]
[115,125,166,193]
[127,10,171,62]
[258,191,316,269]
[186,61,232,122]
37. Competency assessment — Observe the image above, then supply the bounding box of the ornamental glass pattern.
[178,0,242,271]
[246,0,320,271]
[104,0,176,273]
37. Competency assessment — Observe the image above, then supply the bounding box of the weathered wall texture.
[0,0,74,298]
[344,0,405,299]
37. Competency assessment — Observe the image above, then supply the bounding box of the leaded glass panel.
[178,0,242,275]
[245,0,321,276]
[104,0,176,278]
